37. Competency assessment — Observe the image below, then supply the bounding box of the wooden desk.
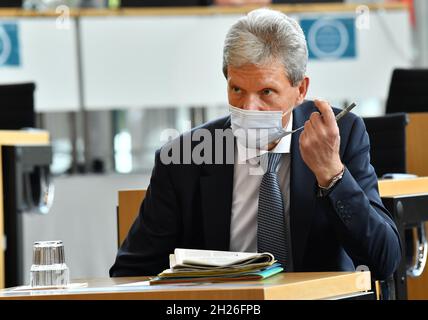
[379,177,428,300]
[0,130,50,289]
[0,272,371,300]
[379,177,428,197]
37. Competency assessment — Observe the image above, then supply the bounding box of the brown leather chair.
[117,189,146,247]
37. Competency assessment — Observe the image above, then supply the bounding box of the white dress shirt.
[230,114,293,258]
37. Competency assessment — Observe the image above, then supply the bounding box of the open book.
[149,248,283,285]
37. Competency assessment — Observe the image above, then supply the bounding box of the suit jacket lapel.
[200,117,234,251]
[290,104,317,269]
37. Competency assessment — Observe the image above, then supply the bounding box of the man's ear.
[296,76,309,104]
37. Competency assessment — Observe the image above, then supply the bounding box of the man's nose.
[241,95,262,111]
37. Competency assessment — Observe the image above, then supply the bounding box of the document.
[172,248,274,269]
[149,248,283,285]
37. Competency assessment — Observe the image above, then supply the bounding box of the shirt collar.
[236,112,293,163]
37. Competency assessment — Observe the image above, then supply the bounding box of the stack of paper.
[149,248,283,285]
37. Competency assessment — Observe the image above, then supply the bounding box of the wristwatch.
[317,165,345,197]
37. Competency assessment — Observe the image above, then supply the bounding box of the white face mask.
[229,105,293,150]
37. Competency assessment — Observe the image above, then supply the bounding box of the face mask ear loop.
[281,105,295,118]
[280,106,296,129]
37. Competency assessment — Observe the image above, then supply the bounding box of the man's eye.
[232,87,241,94]
[262,89,273,96]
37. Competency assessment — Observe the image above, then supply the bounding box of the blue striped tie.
[257,152,289,270]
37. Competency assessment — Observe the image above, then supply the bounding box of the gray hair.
[222,8,308,86]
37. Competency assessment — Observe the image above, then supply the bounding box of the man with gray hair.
[110,8,401,281]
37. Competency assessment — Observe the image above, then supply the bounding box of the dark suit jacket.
[110,100,402,280]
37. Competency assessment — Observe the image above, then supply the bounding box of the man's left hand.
[299,99,344,187]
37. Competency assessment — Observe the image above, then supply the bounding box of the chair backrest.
[386,69,428,114]
[363,113,408,178]
[117,189,146,247]
[0,1,22,7]
[0,82,36,130]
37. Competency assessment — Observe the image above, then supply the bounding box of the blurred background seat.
[0,82,36,130]
[386,68,428,114]
[363,113,409,178]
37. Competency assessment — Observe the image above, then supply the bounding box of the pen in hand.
[280,102,357,138]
